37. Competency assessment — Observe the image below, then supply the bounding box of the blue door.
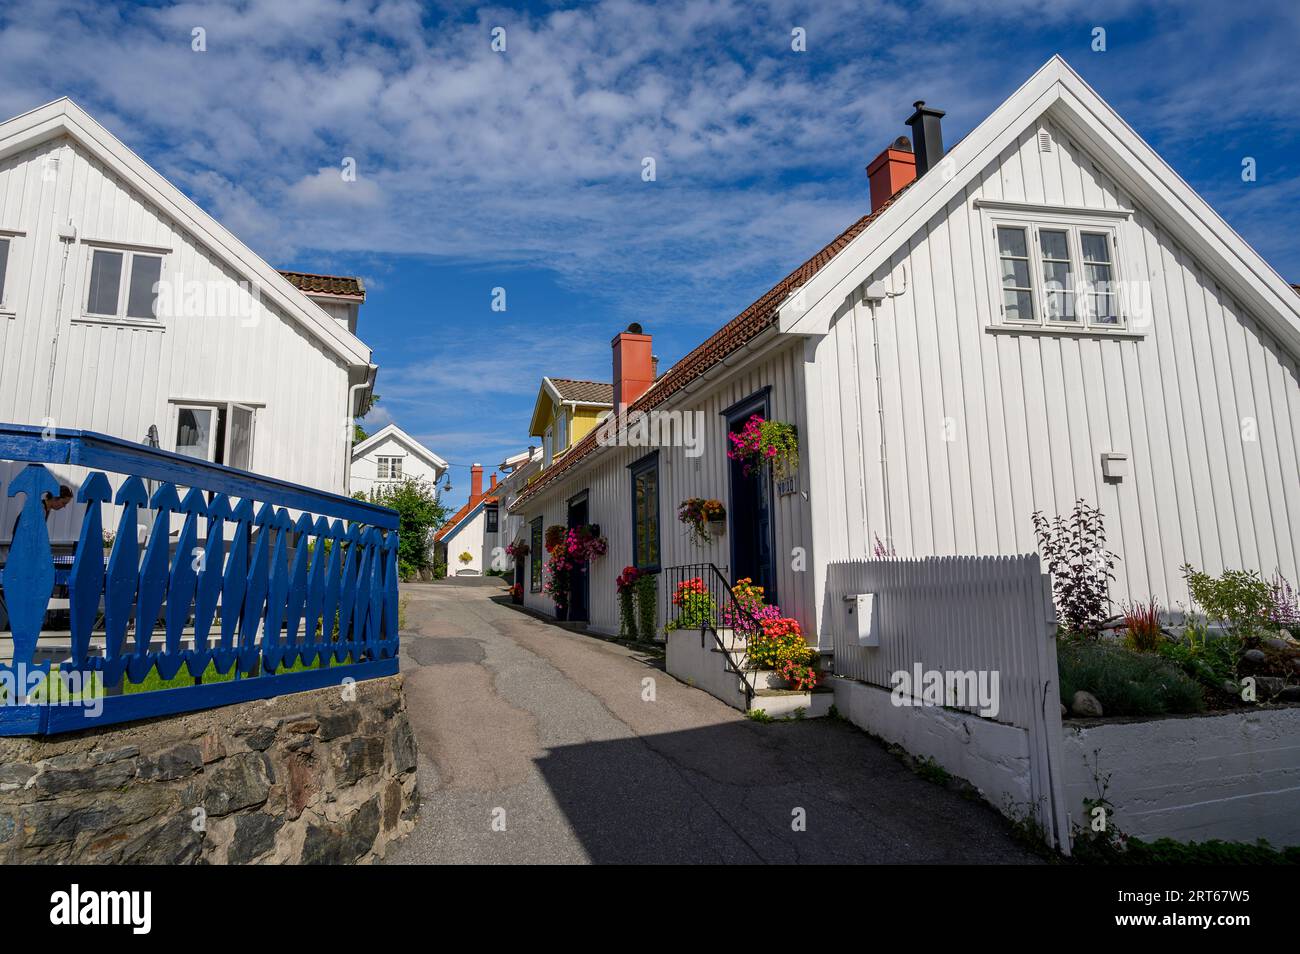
[725,392,776,603]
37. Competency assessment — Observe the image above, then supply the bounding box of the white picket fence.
[826,554,1072,852]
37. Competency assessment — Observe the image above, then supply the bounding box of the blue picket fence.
[0,424,400,735]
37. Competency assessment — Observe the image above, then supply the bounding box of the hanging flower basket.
[727,415,799,480]
[505,540,530,560]
[677,498,726,547]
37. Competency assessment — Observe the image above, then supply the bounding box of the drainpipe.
[344,364,378,495]
[45,218,78,420]
[862,267,907,554]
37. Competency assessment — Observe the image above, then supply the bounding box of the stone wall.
[0,674,418,864]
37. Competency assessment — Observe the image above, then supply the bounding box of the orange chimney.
[470,463,483,502]
[612,323,654,411]
[489,473,497,491]
[867,137,916,212]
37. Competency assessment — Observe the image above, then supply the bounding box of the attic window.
[85,247,164,321]
[988,213,1127,332]
[377,456,403,480]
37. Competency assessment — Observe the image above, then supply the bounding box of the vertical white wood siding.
[805,116,1300,628]
[519,340,816,638]
[0,136,356,540]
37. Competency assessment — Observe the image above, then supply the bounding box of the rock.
[1060,704,1067,719]
[334,736,385,786]
[302,797,381,865]
[1277,685,1300,703]
[30,757,137,796]
[1071,690,1104,718]
[0,763,35,792]
[198,729,226,764]
[228,813,283,865]
[91,746,139,765]
[118,812,204,865]
[285,718,319,734]
[1256,676,1285,698]
[18,801,120,848]
[1222,679,1242,697]
[1243,649,1267,666]
[240,726,277,752]
[0,813,13,844]
[390,720,417,775]
[203,753,274,817]
[382,779,402,832]
[137,743,203,781]
[316,710,361,741]
[1292,658,1300,675]
[284,754,319,819]
[1263,636,1296,652]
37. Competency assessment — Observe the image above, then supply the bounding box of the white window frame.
[172,400,257,467]
[376,455,404,480]
[981,206,1134,335]
[81,242,168,325]
[0,230,21,316]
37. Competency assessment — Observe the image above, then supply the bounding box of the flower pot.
[554,603,568,621]
[707,517,725,536]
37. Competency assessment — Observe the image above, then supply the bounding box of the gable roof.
[512,188,906,509]
[780,55,1300,359]
[0,98,372,368]
[280,271,366,300]
[435,495,498,542]
[550,378,613,405]
[351,423,448,471]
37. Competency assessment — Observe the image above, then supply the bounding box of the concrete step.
[748,688,834,720]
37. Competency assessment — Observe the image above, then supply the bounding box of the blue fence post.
[4,464,59,690]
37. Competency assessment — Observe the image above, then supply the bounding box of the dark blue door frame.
[721,387,776,604]
[566,489,591,622]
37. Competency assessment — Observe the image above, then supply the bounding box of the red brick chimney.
[867,137,916,212]
[489,473,497,492]
[470,463,483,502]
[612,323,654,411]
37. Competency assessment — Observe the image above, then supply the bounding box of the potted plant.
[727,414,799,480]
[616,565,641,639]
[505,539,529,561]
[544,526,609,619]
[458,551,473,566]
[509,583,524,604]
[677,498,726,546]
[544,524,566,550]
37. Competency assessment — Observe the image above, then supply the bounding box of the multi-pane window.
[529,517,543,592]
[85,247,164,321]
[485,507,498,533]
[174,402,255,469]
[376,456,403,480]
[629,452,660,570]
[993,220,1124,329]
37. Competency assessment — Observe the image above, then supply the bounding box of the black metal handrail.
[661,562,758,709]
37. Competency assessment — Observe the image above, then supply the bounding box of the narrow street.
[386,579,1041,864]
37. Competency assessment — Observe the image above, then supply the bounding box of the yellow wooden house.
[527,377,613,470]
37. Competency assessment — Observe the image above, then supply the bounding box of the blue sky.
[1,0,1297,485]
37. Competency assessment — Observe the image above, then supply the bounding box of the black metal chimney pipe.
[906,101,945,177]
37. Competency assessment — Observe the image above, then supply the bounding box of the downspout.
[45,220,78,419]
[863,266,907,553]
[344,363,378,495]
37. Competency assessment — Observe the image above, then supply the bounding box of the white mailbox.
[846,593,878,647]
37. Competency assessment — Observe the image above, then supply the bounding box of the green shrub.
[1156,619,1239,689]
[1058,639,1204,717]
[360,478,449,574]
[1073,834,1300,865]
[1182,564,1273,644]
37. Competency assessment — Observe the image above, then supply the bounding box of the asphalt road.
[385,578,1042,864]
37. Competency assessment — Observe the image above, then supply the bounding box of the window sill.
[0,310,14,320]
[74,315,166,331]
[985,323,1145,341]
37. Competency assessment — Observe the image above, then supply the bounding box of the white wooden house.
[0,98,378,543]
[509,56,1300,643]
[350,423,447,498]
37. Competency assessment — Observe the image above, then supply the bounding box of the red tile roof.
[550,378,613,404]
[280,270,366,300]
[435,495,498,541]
[513,191,905,509]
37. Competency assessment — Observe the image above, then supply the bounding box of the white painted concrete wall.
[805,114,1300,630]
[0,135,363,541]
[831,677,1035,821]
[1061,706,1300,846]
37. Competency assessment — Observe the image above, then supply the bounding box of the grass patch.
[1058,639,1204,717]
